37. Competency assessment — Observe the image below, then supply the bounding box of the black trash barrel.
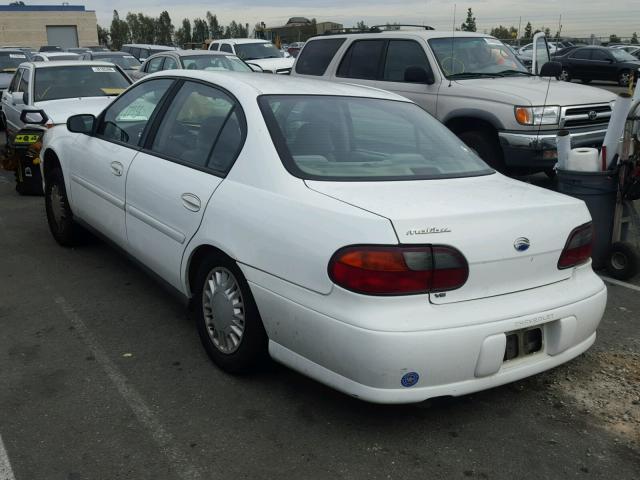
[557,169,618,269]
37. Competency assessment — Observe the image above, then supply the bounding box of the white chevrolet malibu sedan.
[40,71,606,403]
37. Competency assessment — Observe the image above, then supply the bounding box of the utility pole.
[557,14,562,41]
[517,16,522,46]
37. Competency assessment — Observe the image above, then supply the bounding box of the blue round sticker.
[401,372,419,387]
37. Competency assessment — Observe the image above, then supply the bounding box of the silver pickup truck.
[291,28,615,174]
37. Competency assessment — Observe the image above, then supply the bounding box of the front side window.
[96,79,172,146]
[18,68,30,103]
[181,55,252,72]
[591,50,611,61]
[220,44,233,54]
[8,69,22,92]
[150,81,243,172]
[294,38,345,76]
[163,57,178,70]
[260,95,492,181]
[33,66,130,102]
[337,40,385,80]
[383,40,431,82]
[429,37,527,77]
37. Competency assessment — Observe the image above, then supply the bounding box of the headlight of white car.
[515,105,561,126]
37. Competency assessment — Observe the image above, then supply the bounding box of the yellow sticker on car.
[101,88,126,95]
[14,134,41,144]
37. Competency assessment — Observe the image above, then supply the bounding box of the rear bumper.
[499,127,607,169]
[248,266,607,404]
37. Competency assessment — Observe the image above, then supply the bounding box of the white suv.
[209,38,294,74]
[291,28,615,174]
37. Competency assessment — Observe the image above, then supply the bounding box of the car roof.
[39,52,80,57]
[150,50,233,58]
[145,70,411,101]
[309,30,494,41]
[91,51,131,56]
[29,60,124,68]
[0,49,26,54]
[123,44,177,50]
[218,38,271,45]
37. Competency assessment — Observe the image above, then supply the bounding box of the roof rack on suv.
[322,24,434,36]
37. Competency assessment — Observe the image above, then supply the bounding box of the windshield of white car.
[260,95,493,181]
[234,43,283,60]
[181,55,252,72]
[94,55,141,69]
[34,66,130,102]
[0,52,27,71]
[429,37,528,78]
[610,49,637,62]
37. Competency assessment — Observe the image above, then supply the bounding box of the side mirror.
[404,66,435,85]
[11,91,25,105]
[246,62,264,72]
[539,61,562,78]
[67,114,95,135]
[20,109,48,125]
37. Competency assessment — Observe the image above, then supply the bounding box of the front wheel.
[559,68,571,82]
[192,254,269,374]
[457,129,506,172]
[45,168,84,246]
[607,242,639,280]
[618,70,632,87]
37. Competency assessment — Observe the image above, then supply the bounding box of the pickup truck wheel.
[618,70,632,87]
[45,168,83,246]
[559,68,571,82]
[192,254,269,374]
[457,129,506,172]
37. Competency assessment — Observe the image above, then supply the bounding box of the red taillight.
[328,245,468,295]
[558,223,593,269]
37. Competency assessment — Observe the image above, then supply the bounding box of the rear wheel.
[618,70,632,87]
[45,168,84,246]
[559,68,571,82]
[607,242,639,280]
[457,129,506,172]
[192,253,269,374]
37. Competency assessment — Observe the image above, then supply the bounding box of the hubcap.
[620,73,630,86]
[202,267,245,354]
[50,184,66,227]
[560,70,569,81]
[611,252,627,271]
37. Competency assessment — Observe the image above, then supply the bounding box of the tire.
[559,68,571,82]
[45,168,83,246]
[607,242,639,280]
[544,168,557,179]
[618,70,632,87]
[581,79,592,84]
[457,129,506,172]
[192,253,269,374]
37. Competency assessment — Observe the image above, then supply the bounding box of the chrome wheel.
[202,267,245,354]
[50,184,66,227]
[619,71,631,87]
[559,69,570,82]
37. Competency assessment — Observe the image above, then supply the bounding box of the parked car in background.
[121,44,178,61]
[557,46,640,86]
[0,60,131,193]
[39,45,63,52]
[631,48,640,60]
[609,45,640,53]
[287,42,305,58]
[32,52,81,62]
[292,30,615,174]
[132,50,253,80]
[81,51,142,76]
[83,46,110,52]
[209,39,294,73]
[40,70,606,403]
[1,46,35,59]
[66,47,91,55]
[0,49,29,129]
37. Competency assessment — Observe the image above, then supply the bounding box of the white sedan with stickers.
[0,61,131,193]
[40,71,606,403]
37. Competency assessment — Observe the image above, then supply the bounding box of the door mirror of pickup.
[20,109,48,125]
[404,66,435,85]
[539,61,562,78]
[67,114,95,135]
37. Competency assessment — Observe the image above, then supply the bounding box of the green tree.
[175,18,192,46]
[206,11,223,39]
[523,22,532,40]
[609,34,621,44]
[192,18,208,43]
[544,27,551,37]
[632,32,638,43]
[97,25,110,47]
[355,20,368,31]
[490,25,511,39]
[461,8,476,32]
[157,11,174,45]
[109,10,130,50]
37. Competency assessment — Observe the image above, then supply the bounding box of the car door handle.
[181,193,201,212]
[110,161,124,177]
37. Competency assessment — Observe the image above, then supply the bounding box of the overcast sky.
[42,1,640,38]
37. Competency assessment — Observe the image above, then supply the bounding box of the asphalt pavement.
[0,124,639,478]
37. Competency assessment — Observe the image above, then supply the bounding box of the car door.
[589,49,615,81]
[1,67,23,134]
[568,48,592,79]
[67,78,174,247]
[378,39,439,115]
[125,80,245,289]
[335,39,386,90]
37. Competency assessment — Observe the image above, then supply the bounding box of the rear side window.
[220,44,233,53]
[571,49,591,60]
[591,50,610,61]
[383,40,431,82]
[210,43,219,51]
[295,38,345,76]
[337,40,385,80]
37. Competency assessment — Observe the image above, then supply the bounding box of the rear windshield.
[34,66,130,102]
[0,52,28,71]
[181,55,251,72]
[295,38,345,75]
[95,55,141,69]
[259,95,493,181]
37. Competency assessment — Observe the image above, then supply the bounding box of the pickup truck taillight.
[558,223,593,269]
[328,245,468,295]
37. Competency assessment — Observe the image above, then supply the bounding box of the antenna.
[448,3,456,87]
